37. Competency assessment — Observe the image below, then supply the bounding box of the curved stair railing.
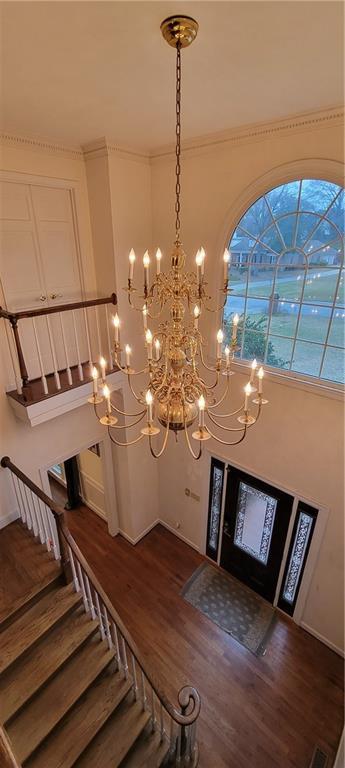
[1,456,201,767]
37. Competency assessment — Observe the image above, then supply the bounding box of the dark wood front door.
[220,467,293,603]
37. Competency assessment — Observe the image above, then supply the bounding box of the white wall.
[151,111,345,653]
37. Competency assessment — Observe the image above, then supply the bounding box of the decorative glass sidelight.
[279,502,318,615]
[206,458,225,561]
[233,482,278,564]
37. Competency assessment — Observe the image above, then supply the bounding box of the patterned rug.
[182,562,276,656]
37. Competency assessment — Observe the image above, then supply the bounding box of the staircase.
[0,457,200,767]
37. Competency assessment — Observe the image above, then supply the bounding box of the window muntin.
[224,180,345,384]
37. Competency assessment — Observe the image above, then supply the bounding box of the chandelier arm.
[108,412,147,430]
[202,371,220,391]
[205,425,247,446]
[127,375,145,405]
[206,411,247,432]
[148,418,170,459]
[108,429,146,448]
[184,423,202,460]
[208,400,245,417]
[199,345,218,373]
[111,401,146,418]
[205,374,230,408]
[114,354,148,377]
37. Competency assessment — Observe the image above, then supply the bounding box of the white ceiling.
[1,1,344,151]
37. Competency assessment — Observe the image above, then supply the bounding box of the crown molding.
[82,137,150,164]
[0,131,83,159]
[1,106,343,165]
[151,106,345,161]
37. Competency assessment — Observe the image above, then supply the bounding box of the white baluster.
[46,507,59,559]
[45,317,61,390]
[151,688,155,732]
[83,307,93,374]
[38,499,50,550]
[103,605,113,650]
[95,306,102,359]
[159,701,164,741]
[105,305,112,368]
[84,574,96,620]
[59,313,72,386]
[12,475,25,523]
[94,589,105,640]
[121,635,129,678]
[76,560,89,612]
[28,490,39,537]
[68,546,80,592]
[112,621,122,672]
[31,492,44,544]
[22,484,33,531]
[141,670,147,711]
[131,653,139,700]
[72,310,83,381]
[32,318,48,395]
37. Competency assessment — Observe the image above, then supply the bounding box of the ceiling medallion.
[90,16,268,459]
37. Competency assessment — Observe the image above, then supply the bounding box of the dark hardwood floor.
[2,498,344,768]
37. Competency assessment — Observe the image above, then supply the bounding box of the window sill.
[230,359,344,401]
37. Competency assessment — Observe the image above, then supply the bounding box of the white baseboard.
[159,520,200,552]
[0,508,20,529]
[119,519,160,546]
[300,621,345,658]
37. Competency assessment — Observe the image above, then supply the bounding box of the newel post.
[8,314,31,402]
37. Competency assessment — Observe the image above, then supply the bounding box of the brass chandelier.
[89,15,267,459]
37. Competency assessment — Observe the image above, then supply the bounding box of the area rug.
[182,562,276,656]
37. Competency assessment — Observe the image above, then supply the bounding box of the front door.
[220,467,293,603]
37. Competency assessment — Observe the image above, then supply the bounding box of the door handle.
[38,295,47,302]
[50,293,63,300]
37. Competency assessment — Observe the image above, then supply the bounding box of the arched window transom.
[224,179,344,384]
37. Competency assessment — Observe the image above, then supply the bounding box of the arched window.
[224,179,344,384]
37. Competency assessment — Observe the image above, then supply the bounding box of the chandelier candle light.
[89,15,268,459]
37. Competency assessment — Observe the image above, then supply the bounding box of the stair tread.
[0,608,98,724]
[25,668,132,768]
[7,634,114,763]
[74,695,152,767]
[121,727,170,768]
[0,584,81,674]
[0,571,61,631]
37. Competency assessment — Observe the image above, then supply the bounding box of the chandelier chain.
[175,40,182,242]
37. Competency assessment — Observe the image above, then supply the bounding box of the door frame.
[201,448,329,627]
[0,170,89,307]
[39,434,119,537]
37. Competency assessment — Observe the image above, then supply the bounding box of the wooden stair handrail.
[0,726,21,768]
[0,293,117,322]
[1,456,201,729]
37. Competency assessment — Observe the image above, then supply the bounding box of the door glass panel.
[282,511,314,605]
[206,459,225,561]
[279,501,318,616]
[234,482,277,565]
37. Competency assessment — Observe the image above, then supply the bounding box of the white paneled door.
[0,179,85,378]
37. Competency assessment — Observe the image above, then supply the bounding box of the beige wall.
[151,114,345,653]
[1,111,344,653]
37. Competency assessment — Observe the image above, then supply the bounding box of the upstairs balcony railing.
[1,456,201,766]
[0,294,118,404]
